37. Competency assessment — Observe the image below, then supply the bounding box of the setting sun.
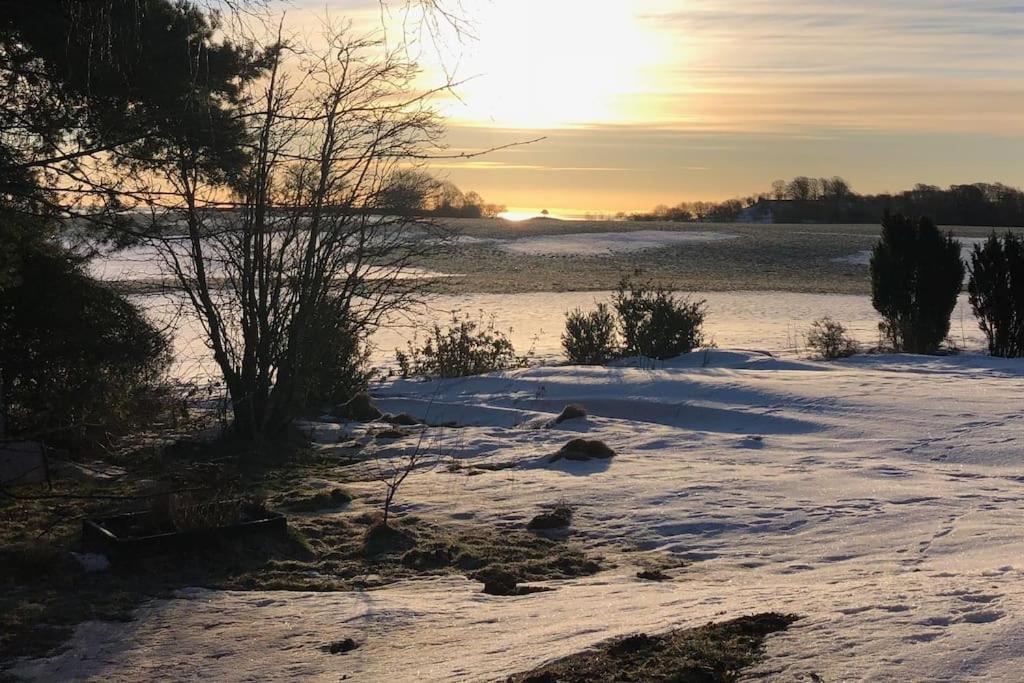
[432,1,669,129]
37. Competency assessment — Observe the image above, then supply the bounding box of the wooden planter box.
[82,502,286,561]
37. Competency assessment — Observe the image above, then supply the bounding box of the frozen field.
[833,236,992,267]
[416,219,1015,295]
[456,229,738,256]
[15,350,1024,681]
[95,220,1020,297]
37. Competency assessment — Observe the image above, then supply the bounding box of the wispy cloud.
[635,0,1024,133]
[313,0,1024,211]
[429,160,633,172]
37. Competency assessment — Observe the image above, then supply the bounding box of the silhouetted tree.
[148,27,450,442]
[0,238,170,445]
[0,0,263,441]
[967,232,1024,357]
[787,176,816,201]
[771,179,788,201]
[870,214,964,354]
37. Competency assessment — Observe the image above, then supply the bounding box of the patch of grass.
[527,504,574,531]
[278,488,353,513]
[373,428,408,440]
[0,441,354,668]
[472,566,553,596]
[1,420,605,672]
[2,501,603,671]
[636,568,670,581]
[506,612,799,683]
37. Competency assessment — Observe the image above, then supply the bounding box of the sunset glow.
[434,1,670,130]
[335,0,1024,214]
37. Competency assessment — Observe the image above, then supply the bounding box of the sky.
[299,0,1024,215]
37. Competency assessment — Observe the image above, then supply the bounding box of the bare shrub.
[396,315,526,379]
[805,317,858,360]
[141,27,451,444]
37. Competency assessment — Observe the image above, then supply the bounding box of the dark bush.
[293,301,374,414]
[562,303,618,365]
[613,279,706,360]
[805,317,858,360]
[474,566,519,596]
[0,241,171,447]
[552,438,616,462]
[870,214,964,354]
[396,315,526,379]
[967,232,1024,357]
[527,504,573,530]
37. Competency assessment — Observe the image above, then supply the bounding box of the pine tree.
[870,213,964,354]
[967,232,1024,357]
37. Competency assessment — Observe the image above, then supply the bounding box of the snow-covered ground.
[15,350,1024,681]
[150,290,988,382]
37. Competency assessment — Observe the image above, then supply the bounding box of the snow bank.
[16,350,1024,681]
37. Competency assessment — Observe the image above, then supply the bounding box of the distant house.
[738,199,775,223]
[736,199,824,224]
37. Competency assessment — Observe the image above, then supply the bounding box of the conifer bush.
[967,232,1024,357]
[870,214,963,354]
[0,241,171,446]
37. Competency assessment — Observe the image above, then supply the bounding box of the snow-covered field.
[89,228,735,281]
[460,229,737,256]
[15,350,1024,681]
[833,237,991,267]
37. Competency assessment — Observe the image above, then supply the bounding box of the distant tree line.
[380,170,505,219]
[630,178,1024,226]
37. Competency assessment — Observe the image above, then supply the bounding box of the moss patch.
[506,612,799,683]
[275,487,353,513]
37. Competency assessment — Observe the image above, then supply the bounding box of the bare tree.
[771,179,788,201]
[146,25,453,443]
